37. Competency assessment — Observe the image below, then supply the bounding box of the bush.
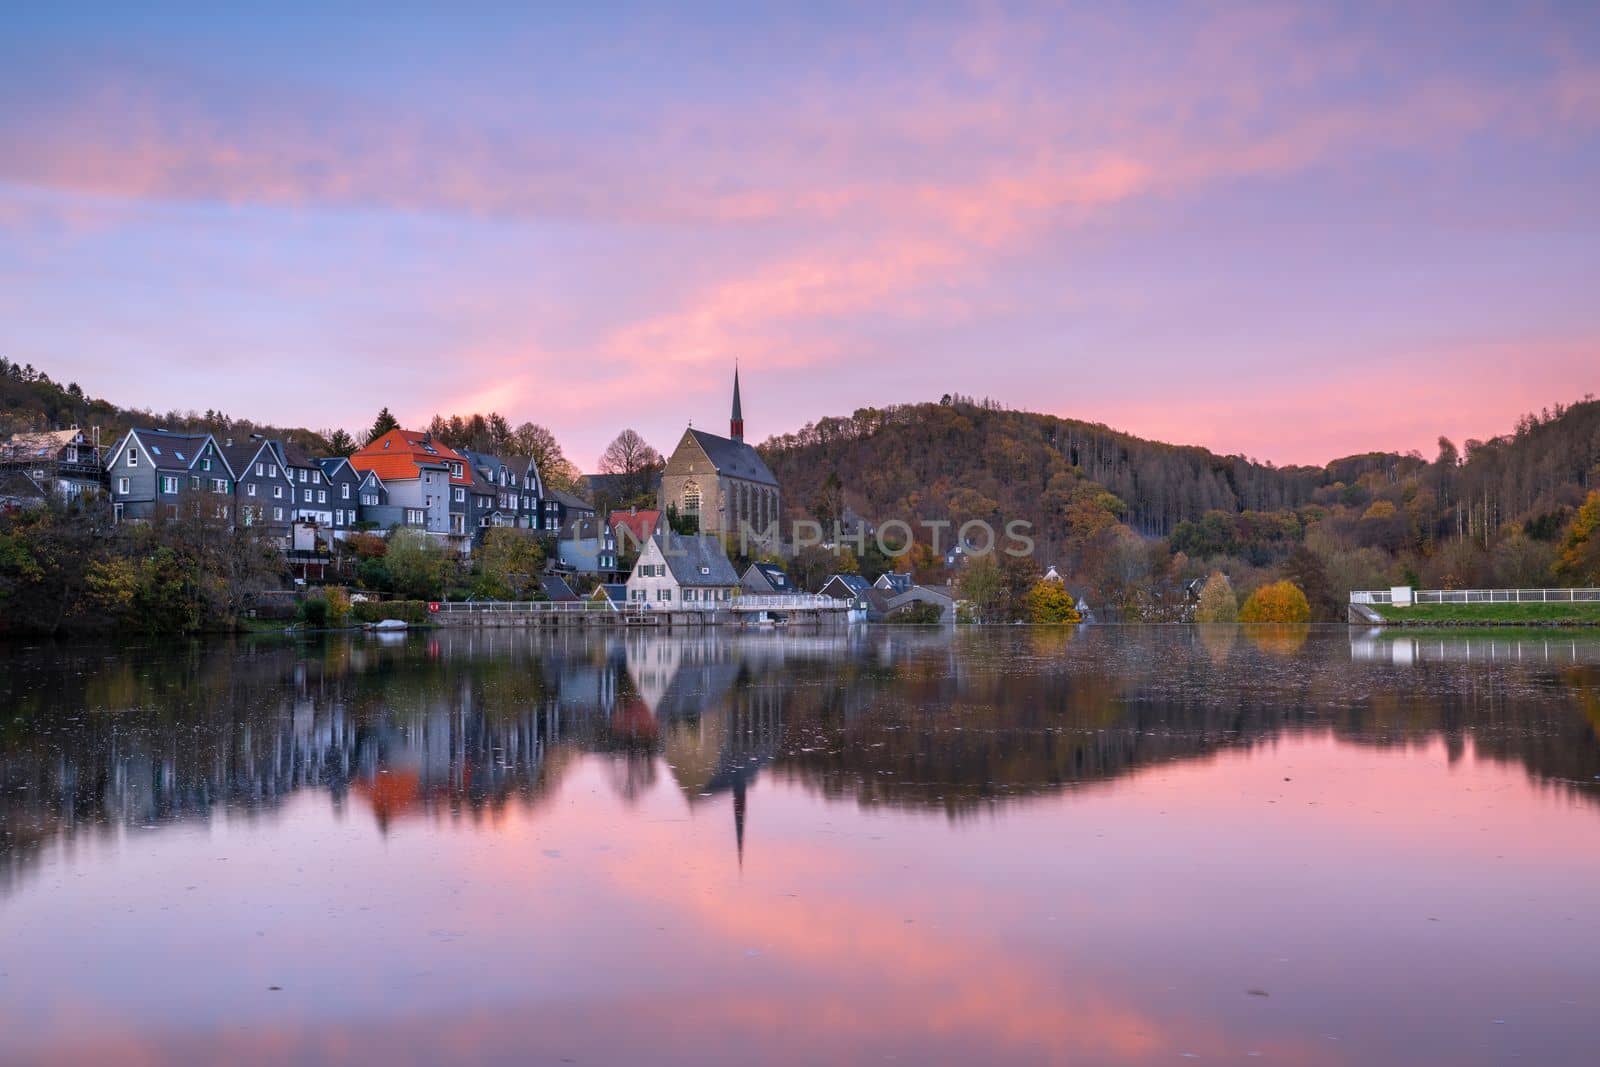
[1192,571,1238,622]
[300,597,329,628]
[351,599,431,624]
[1025,579,1081,623]
[885,601,944,624]
[1239,580,1311,623]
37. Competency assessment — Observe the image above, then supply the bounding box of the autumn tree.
[473,528,546,599]
[1025,579,1081,624]
[599,429,663,505]
[1553,490,1600,584]
[1192,571,1238,623]
[957,553,1003,621]
[385,529,457,600]
[513,422,579,490]
[1239,580,1311,623]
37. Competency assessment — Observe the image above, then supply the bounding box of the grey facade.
[106,429,234,524]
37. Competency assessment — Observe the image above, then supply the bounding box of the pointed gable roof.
[652,532,739,587]
[683,428,777,486]
[350,429,470,485]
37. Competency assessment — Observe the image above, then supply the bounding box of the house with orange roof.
[609,506,664,555]
[348,429,471,543]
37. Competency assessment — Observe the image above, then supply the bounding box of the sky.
[1,2,1597,469]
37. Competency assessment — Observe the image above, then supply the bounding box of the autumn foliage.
[1025,580,1081,624]
[1239,580,1311,623]
[1192,571,1238,622]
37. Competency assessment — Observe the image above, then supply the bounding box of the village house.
[348,429,465,544]
[557,512,618,574]
[0,428,105,501]
[658,368,781,545]
[543,485,594,535]
[610,507,664,556]
[105,428,235,524]
[625,531,740,609]
[740,561,793,595]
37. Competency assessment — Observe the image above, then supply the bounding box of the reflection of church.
[658,368,782,540]
[620,633,788,861]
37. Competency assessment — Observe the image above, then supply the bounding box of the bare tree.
[598,429,663,504]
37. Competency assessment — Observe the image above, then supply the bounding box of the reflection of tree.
[4,628,1600,894]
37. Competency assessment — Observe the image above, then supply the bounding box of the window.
[117,476,130,494]
[683,481,701,516]
[406,508,425,525]
[684,588,698,602]
[246,483,257,497]
[453,487,465,503]
[318,490,326,503]
[191,475,201,490]
[267,464,276,477]
[274,507,283,521]
[657,588,672,601]
[273,485,283,499]
[113,502,124,522]
[160,475,179,494]
[127,449,138,467]
[341,483,350,499]
[313,472,321,485]
[212,478,229,494]
[335,509,343,525]
[256,462,264,476]
[301,489,311,502]
[201,457,211,471]
[362,493,376,506]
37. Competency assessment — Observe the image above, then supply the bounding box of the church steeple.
[729,364,744,442]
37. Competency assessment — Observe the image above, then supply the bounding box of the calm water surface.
[3,626,1599,1066]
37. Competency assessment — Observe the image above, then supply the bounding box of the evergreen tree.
[367,407,400,444]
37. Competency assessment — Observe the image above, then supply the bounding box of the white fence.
[432,599,645,616]
[732,593,843,611]
[1350,588,1600,605]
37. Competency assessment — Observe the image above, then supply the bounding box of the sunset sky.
[2,3,1597,468]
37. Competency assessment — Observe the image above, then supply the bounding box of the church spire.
[729,363,744,442]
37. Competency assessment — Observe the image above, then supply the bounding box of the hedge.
[351,600,432,625]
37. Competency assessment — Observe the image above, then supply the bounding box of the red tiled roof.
[609,509,662,545]
[349,429,471,485]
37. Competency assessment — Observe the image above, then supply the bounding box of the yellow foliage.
[1192,570,1237,623]
[1239,580,1311,623]
[1361,500,1398,521]
[1025,579,1081,624]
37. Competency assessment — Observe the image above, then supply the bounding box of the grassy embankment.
[1377,602,1600,626]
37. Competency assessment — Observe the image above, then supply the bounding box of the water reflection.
[5,627,1600,895]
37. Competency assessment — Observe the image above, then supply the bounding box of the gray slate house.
[740,561,793,595]
[316,457,366,537]
[106,429,234,524]
[625,532,740,609]
[460,449,544,538]
[557,512,618,574]
[658,369,781,544]
[874,572,914,594]
[819,574,871,601]
[544,486,595,536]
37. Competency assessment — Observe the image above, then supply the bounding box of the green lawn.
[1378,601,1600,625]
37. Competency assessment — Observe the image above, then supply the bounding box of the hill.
[759,394,1600,615]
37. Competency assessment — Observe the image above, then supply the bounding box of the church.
[658,368,782,543]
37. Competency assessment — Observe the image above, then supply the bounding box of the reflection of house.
[658,368,781,543]
[625,532,740,609]
[740,561,792,594]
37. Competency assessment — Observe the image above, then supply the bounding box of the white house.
[626,532,741,609]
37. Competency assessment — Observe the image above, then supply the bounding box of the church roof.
[686,428,777,486]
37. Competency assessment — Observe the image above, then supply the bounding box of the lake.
[3,625,1599,1066]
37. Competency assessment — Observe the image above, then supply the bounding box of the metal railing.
[1351,588,1600,605]
[732,593,845,611]
[432,599,641,615]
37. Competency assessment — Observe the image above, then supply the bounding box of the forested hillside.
[0,356,332,455]
[761,395,1600,616]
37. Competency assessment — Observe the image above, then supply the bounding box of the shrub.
[351,599,431,624]
[1025,579,1081,623]
[1239,580,1311,623]
[885,601,944,624]
[300,597,329,628]
[1192,571,1238,623]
